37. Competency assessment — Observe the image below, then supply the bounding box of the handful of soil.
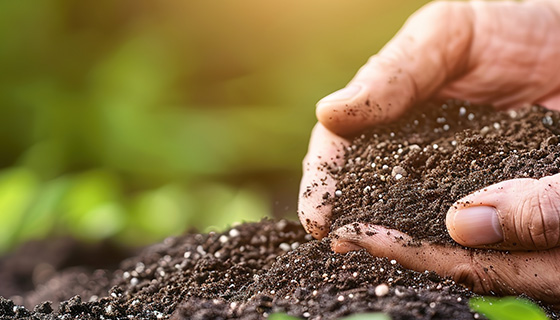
[328,100,560,245]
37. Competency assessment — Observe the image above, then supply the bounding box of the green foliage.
[0,168,40,252]
[469,297,549,320]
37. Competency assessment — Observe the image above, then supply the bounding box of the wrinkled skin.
[298,0,560,306]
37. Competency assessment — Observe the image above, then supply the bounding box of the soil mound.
[0,220,476,320]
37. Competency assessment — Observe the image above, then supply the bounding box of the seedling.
[469,296,549,320]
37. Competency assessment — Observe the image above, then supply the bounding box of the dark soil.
[0,220,478,320]
[1,101,559,319]
[328,101,560,245]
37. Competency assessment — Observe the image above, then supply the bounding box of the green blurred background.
[0,0,430,253]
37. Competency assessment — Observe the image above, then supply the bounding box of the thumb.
[316,1,474,136]
[446,174,560,250]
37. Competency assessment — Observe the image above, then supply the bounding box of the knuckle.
[517,181,560,250]
[449,256,492,294]
[449,252,514,296]
[521,194,548,249]
[532,182,560,249]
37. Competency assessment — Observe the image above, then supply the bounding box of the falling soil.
[1,101,560,319]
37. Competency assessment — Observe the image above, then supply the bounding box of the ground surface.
[1,101,559,319]
[0,220,477,320]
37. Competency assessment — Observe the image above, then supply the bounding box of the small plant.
[469,296,549,320]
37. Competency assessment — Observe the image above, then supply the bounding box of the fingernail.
[318,85,361,104]
[332,240,363,253]
[451,206,503,246]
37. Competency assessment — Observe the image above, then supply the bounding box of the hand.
[298,0,560,303]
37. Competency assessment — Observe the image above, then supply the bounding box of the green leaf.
[469,297,548,320]
[15,176,70,242]
[0,167,39,252]
[58,169,123,240]
[268,313,301,320]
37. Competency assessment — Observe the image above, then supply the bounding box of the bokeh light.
[0,0,430,252]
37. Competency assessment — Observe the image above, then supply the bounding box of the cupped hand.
[298,0,560,302]
[299,0,560,239]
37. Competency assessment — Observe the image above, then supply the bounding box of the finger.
[332,223,560,305]
[446,175,560,251]
[298,123,350,239]
[316,1,474,136]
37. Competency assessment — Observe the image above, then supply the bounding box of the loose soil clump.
[1,101,560,319]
